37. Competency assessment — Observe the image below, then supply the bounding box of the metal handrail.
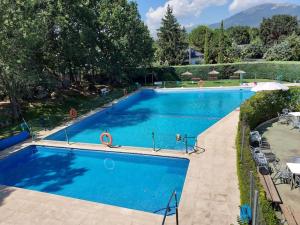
[162,190,179,225]
[64,128,69,144]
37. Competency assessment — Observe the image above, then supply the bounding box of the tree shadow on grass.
[1,151,88,193]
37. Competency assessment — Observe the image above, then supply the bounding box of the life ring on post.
[100,132,113,146]
[69,108,77,119]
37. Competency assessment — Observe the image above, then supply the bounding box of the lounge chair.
[100,87,110,96]
[250,131,270,149]
[253,151,270,172]
[272,161,292,185]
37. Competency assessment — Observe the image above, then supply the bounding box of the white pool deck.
[0,102,241,224]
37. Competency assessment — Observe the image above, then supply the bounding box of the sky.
[133,0,300,37]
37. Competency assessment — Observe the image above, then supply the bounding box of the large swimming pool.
[0,145,189,214]
[46,88,253,150]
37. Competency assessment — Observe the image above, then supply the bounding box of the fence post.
[252,190,259,225]
[152,131,156,151]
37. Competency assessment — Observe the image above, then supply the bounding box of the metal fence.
[239,122,268,225]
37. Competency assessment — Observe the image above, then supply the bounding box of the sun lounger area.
[250,113,300,224]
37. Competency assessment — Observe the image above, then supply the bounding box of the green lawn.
[164,79,279,88]
[0,89,125,139]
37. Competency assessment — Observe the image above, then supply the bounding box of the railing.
[59,128,203,153]
[151,131,200,153]
[162,190,179,225]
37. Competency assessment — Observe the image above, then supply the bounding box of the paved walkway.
[0,110,241,225]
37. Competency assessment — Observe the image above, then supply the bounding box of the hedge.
[134,61,300,82]
[236,88,300,224]
[174,61,300,81]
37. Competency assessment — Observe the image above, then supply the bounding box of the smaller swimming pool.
[0,146,189,214]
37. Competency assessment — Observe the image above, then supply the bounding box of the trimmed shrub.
[173,62,300,82]
[134,62,300,83]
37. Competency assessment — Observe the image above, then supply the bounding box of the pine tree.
[204,27,209,64]
[218,20,225,63]
[157,5,188,65]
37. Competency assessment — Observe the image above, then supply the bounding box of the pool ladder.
[162,190,179,225]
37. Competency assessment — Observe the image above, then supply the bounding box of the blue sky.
[133,0,300,36]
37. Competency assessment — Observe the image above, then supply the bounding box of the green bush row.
[134,62,300,82]
[236,88,300,225]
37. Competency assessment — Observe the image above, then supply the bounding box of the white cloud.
[229,0,288,12]
[146,0,227,37]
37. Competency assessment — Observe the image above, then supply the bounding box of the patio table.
[288,112,300,117]
[286,162,300,189]
[288,112,300,121]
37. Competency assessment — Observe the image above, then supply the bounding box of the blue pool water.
[0,145,189,214]
[46,88,253,150]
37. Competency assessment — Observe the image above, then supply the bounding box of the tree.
[227,26,251,45]
[260,15,299,46]
[189,25,209,52]
[287,33,300,61]
[249,28,260,42]
[218,21,225,63]
[264,33,300,61]
[242,38,265,59]
[0,0,154,120]
[0,1,46,120]
[157,5,188,65]
[204,28,209,64]
[264,40,293,61]
[95,0,154,83]
[190,26,232,64]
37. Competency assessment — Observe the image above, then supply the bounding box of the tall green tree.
[264,33,300,61]
[95,0,154,83]
[0,0,46,120]
[218,21,225,63]
[204,28,209,64]
[189,25,208,52]
[227,26,250,45]
[260,15,299,46]
[0,0,154,120]
[157,5,188,65]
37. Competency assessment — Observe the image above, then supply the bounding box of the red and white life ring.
[69,108,77,119]
[100,132,113,146]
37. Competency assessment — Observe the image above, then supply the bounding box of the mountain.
[210,3,300,29]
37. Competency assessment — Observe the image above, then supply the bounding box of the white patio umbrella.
[181,71,193,76]
[251,82,289,92]
[234,70,246,83]
[208,69,220,75]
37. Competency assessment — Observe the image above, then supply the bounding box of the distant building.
[185,48,204,65]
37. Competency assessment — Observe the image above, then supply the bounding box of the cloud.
[146,0,227,37]
[229,0,287,12]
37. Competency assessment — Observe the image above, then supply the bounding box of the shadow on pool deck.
[1,152,88,193]
[258,121,300,214]
[0,186,15,206]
